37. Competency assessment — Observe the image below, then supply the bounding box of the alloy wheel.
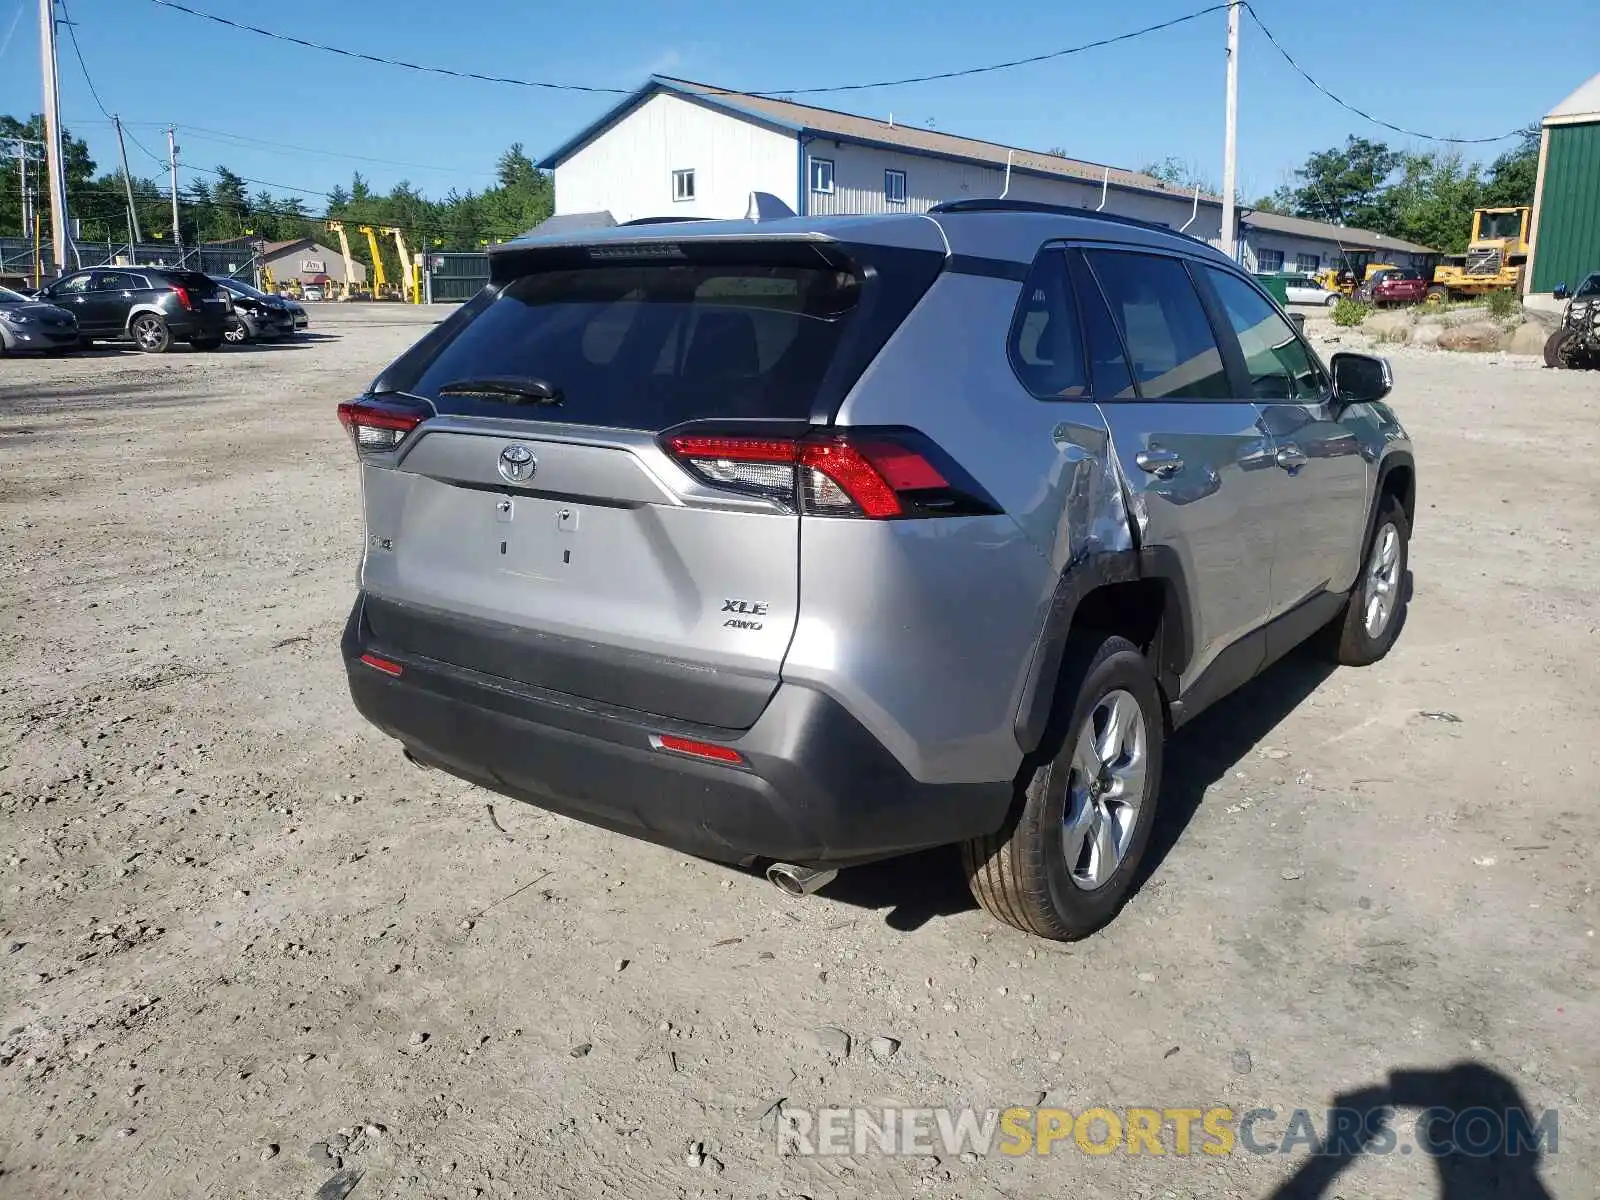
[1364,522,1402,638]
[1062,689,1148,891]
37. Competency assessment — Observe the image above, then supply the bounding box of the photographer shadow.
[1270,1061,1554,1200]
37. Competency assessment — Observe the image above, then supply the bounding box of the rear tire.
[129,313,171,354]
[1319,494,1409,666]
[963,634,1164,940]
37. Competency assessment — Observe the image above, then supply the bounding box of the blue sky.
[2,0,1594,209]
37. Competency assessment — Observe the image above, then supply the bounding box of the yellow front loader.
[1427,207,1530,303]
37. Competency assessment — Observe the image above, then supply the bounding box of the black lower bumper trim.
[342,594,1012,868]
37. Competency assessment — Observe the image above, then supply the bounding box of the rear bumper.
[170,312,229,339]
[341,594,1013,868]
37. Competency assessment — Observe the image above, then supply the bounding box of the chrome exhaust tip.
[766,862,838,897]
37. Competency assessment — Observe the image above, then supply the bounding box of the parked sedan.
[1360,268,1429,307]
[0,284,79,354]
[212,277,296,343]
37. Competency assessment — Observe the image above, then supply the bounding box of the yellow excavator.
[326,221,361,300]
[1427,207,1531,303]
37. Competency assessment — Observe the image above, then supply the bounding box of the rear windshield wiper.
[435,375,564,405]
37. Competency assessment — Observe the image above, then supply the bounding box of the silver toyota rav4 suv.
[339,198,1414,940]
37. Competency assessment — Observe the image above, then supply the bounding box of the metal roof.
[1241,210,1436,255]
[1547,73,1600,125]
[538,75,1221,206]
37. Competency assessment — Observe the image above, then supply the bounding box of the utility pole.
[113,115,142,245]
[38,0,72,275]
[166,126,182,259]
[1219,0,1241,261]
[14,141,30,238]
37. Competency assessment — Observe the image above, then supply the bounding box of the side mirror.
[1553,283,1571,300]
[1330,351,1392,406]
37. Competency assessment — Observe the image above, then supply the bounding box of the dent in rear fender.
[782,515,1053,786]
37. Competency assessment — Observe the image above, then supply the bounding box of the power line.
[58,0,113,120]
[1243,3,1524,146]
[142,0,1230,96]
[767,5,1230,94]
[64,117,491,179]
[141,0,1533,147]
[174,126,497,178]
[143,0,628,94]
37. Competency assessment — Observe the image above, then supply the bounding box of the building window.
[884,169,907,205]
[1295,252,1320,272]
[1257,248,1285,272]
[672,169,695,202]
[810,157,834,194]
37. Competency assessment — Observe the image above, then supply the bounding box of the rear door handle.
[1135,448,1184,478]
[1276,445,1309,470]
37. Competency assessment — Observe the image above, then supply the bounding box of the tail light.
[662,429,998,519]
[337,397,428,456]
[170,285,194,311]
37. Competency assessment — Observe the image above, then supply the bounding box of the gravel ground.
[1,307,1596,1199]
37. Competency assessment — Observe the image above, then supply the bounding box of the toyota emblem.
[497,444,537,483]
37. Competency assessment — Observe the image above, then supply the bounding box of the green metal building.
[1529,74,1600,295]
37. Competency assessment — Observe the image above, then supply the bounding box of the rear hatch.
[170,271,231,316]
[351,234,941,729]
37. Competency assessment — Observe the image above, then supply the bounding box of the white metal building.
[539,77,1226,242]
[1239,211,1436,275]
[538,76,1435,271]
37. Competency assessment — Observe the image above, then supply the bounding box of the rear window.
[155,271,221,294]
[408,261,863,429]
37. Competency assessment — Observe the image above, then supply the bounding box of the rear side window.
[1008,251,1087,399]
[1202,267,1328,401]
[1084,251,1230,400]
[408,261,862,430]
[92,271,138,292]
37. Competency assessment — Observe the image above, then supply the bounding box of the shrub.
[1332,298,1370,327]
[1486,288,1521,319]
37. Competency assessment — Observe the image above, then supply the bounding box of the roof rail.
[620,215,714,226]
[928,197,1204,239]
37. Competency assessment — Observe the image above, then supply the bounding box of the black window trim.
[1004,246,1092,403]
[1064,246,1137,402]
[1190,260,1334,405]
[1075,243,1238,405]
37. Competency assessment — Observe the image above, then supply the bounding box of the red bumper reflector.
[655,734,743,765]
[360,652,403,677]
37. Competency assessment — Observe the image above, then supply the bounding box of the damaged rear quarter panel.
[782,271,1134,786]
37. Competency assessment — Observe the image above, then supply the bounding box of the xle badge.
[723,598,768,631]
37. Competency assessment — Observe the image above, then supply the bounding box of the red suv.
[1360,268,1428,307]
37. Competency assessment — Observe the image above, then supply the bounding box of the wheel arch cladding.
[1379,454,1415,528]
[1012,547,1194,756]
